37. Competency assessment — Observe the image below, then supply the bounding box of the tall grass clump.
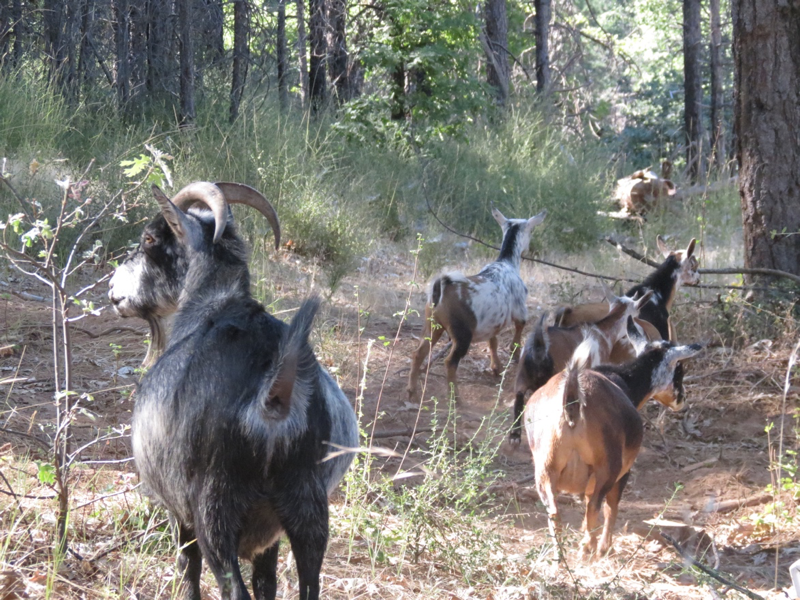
[422,106,608,252]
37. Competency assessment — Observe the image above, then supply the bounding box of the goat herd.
[108,181,704,599]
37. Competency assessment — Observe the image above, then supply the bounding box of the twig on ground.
[662,532,766,600]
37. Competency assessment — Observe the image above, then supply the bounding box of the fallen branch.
[702,493,773,515]
[605,237,800,285]
[662,532,765,600]
[371,427,433,439]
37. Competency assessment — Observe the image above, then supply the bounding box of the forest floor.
[1,238,798,600]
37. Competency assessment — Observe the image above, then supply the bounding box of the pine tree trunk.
[709,0,725,170]
[483,0,509,106]
[308,0,327,113]
[733,0,800,277]
[145,0,172,96]
[113,0,130,107]
[328,0,351,104]
[230,0,249,122]
[683,0,704,183]
[129,0,148,100]
[297,0,309,109]
[178,0,195,124]
[277,0,289,112]
[534,0,551,94]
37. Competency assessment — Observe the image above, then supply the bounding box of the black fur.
[496,222,522,262]
[120,202,357,600]
[511,313,553,441]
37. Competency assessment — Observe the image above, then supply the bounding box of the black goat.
[109,182,358,600]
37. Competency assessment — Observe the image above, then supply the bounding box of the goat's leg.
[444,324,472,402]
[176,523,203,600]
[536,471,562,555]
[509,318,525,362]
[279,484,329,600]
[510,389,527,443]
[252,542,280,600]
[196,529,249,600]
[598,472,630,556]
[488,336,501,376]
[581,469,617,560]
[407,314,444,399]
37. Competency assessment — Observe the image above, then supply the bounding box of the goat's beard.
[143,315,171,368]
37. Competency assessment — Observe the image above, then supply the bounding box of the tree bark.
[534,0,551,94]
[390,62,406,121]
[43,0,71,94]
[328,0,352,103]
[277,0,289,112]
[11,0,23,68]
[113,0,131,107]
[297,0,309,109]
[709,0,725,169]
[483,0,509,106]
[145,0,172,95]
[129,0,148,100]
[200,0,224,65]
[683,0,704,183]
[178,0,195,124]
[230,0,249,122]
[733,0,800,278]
[77,0,95,90]
[308,0,327,113]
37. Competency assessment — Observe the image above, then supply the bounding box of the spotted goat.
[407,207,547,401]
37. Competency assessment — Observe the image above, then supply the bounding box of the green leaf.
[37,462,56,485]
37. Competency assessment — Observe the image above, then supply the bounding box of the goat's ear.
[634,289,654,311]
[526,209,547,231]
[685,238,697,257]
[152,185,190,242]
[656,235,671,257]
[491,207,508,228]
[626,317,648,355]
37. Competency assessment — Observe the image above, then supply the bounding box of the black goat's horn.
[170,181,229,244]
[214,182,281,250]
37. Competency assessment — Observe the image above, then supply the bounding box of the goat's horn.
[170,181,229,244]
[214,182,281,250]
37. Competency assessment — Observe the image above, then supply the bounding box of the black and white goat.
[407,207,547,401]
[109,182,358,600]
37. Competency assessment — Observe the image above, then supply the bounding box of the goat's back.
[133,299,356,552]
[524,370,643,495]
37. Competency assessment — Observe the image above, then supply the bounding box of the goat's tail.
[261,296,320,421]
[563,336,592,428]
[428,271,467,307]
[524,312,549,360]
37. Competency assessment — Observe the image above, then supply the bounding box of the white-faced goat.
[407,207,547,401]
[524,336,702,559]
[108,182,358,600]
[509,291,653,442]
[555,236,699,403]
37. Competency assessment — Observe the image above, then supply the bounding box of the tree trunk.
[277,0,289,112]
[113,0,130,107]
[296,0,309,109]
[43,0,70,93]
[230,0,249,122]
[200,0,224,65]
[733,0,800,277]
[77,0,95,90]
[129,0,148,100]
[145,0,172,95]
[534,0,551,94]
[308,0,327,113]
[683,0,704,183]
[483,0,509,106]
[390,62,405,121]
[11,0,23,67]
[178,0,195,124]
[328,0,351,104]
[709,0,725,170]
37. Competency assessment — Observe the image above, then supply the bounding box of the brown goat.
[524,338,702,559]
[509,291,653,442]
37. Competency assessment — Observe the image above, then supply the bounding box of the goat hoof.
[508,433,521,445]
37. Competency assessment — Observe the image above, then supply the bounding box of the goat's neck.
[178,255,252,315]
[495,225,526,270]
[612,360,662,410]
[628,256,680,309]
